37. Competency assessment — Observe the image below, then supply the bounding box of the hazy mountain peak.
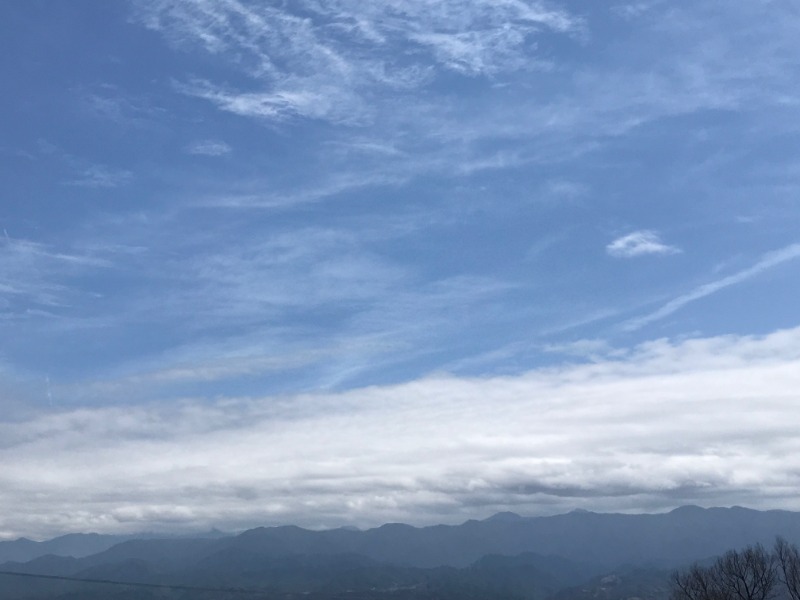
[670,505,706,514]
[485,511,523,522]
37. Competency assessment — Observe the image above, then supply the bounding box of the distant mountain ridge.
[3,507,800,600]
[4,506,800,568]
[0,533,135,565]
[199,505,800,568]
[0,529,228,565]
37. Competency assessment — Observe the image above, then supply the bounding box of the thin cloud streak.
[0,237,115,314]
[185,139,232,156]
[66,165,133,188]
[624,243,800,331]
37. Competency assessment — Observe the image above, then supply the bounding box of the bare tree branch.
[672,544,777,600]
[776,537,800,600]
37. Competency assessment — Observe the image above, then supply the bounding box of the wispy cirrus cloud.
[178,79,367,124]
[77,84,164,127]
[607,230,680,258]
[0,236,113,315]
[136,0,581,123]
[134,0,800,193]
[190,171,408,210]
[138,0,580,77]
[624,243,800,331]
[66,164,133,188]
[611,1,666,21]
[3,326,800,538]
[403,0,576,75]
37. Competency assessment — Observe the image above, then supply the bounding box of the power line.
[0,569,269,596]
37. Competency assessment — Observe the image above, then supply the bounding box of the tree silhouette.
[776,537,800,600]
[672,544,777,600]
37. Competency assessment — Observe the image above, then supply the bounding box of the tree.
[671,544,777,600]
[715,544,777,600]
[776,537,800,600]
[672,564,729,600]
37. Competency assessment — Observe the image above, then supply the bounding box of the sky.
[1,0,800,540]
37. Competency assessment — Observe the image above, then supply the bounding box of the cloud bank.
[2,327,800,539]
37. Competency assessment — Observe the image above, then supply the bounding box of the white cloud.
[409,27,549,76]
[77,84,163,126]
[139,0,579,76]
[0,237,113,315]
[543,180,588,199]
[611,1,666,21]
[137,0,580,123]
[66,165,133,188]
[191,171,407,210]
[624,243,800,331]
[3,327,800,538]
[180,79,363,124]
[543,338,617,359]
[185,139,232,156]
[607,230,680,258]
[123,0,800,213]
[133,0,800,190]
[391,2,800,177]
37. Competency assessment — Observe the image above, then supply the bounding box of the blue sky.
[2,0,800,539]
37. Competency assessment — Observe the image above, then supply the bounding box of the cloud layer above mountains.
[2,327,799,540]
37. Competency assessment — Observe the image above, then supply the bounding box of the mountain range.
[2,506,799,600]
